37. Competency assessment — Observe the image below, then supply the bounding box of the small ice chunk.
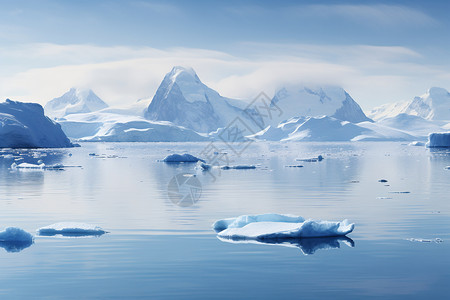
[213,214,354,239]
[0,227,34,253]
[408,141,425,147]
[378,179,388,183]
[296,155,324,162]
[37,222,107,237]
[196,162,211,171]
[221,165,256,170]
[162,153,205,163]
[445,166,450,170]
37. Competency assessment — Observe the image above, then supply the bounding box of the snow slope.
[44,88,108,119]
[253,116,416,142]
[369,87,450,121]
[271,85,371,124]
[59,111,208,142]
[0,99,74,148]
[145,66,261,133]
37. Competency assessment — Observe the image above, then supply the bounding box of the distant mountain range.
[41,67,450,142]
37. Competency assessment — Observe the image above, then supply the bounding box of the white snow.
[254,116,416,142]
[0,99,74,148]
[44,88,108,119]
[37,222,107,236]
[427,132,450,148]
[163,153,205,163]
[213,214,354,239]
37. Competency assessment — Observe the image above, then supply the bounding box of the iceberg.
[0,227,34,253]
[162,153,205,163]
[217,235,355,255]
[427,133,450,148]
[0,99,74,148]
[213,214,354,240]
[37,222,107,237]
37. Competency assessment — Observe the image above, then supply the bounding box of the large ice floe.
[213,214,354,240]
[37,222,107,237]
[427,132,450,148]
[0,227,34,253]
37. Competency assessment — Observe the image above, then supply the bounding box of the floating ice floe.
[427,132,450,148]
[409,141,425,146]
[37,222,107,237]
[296,155,324,162]
[162,153,205,163]
[213,214,354,240]
[0,227,34,253]
[220,165,256,170]
[407,238,443,244]
[10,162,79,170]
[11,162,45,169]
[285,165,304,168]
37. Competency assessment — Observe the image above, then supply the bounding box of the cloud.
[0,43,449,111]
[289,4,437,27]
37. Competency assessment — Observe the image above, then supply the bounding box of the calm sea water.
[0,142,449,299]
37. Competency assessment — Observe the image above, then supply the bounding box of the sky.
[1,0,450,111]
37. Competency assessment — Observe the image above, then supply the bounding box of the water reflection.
[0,240,33,253]
[217,236,355,255]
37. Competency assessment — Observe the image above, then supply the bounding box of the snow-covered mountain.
[145,66,260,133]
[44,88,109,119]
[369,87,450,121]
[270,86,371,124]
[252,116,415,142]
[0,99,73,148]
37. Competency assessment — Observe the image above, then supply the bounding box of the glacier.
[0,99,74,148]
[213,214,354,240]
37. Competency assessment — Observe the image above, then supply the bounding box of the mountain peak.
[168,66,200,83]
[427,87,449,97]
[44,88,108,119]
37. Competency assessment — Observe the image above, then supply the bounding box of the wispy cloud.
[290,4,437,27]
[0,43,449,111]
